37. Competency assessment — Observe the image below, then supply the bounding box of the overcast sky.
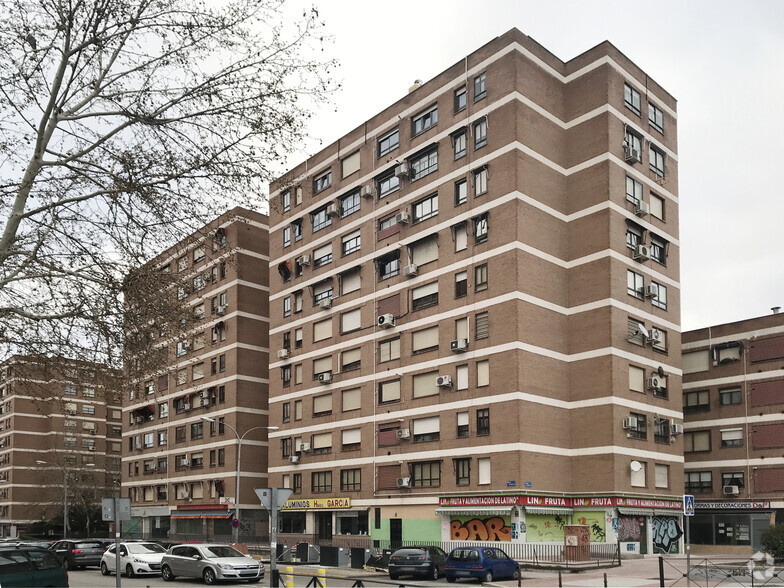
[281,0,784,332]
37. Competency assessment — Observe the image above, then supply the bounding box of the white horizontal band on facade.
[120,408,270,439]
[125,374,269,413]
[684,457,784,469]
[269,443,683,474]
[269,40,675,204]
[681,370,778,391]
[124,472,271,488]
[683,414,784,429]
[121,439,269,462]
[682,325,784,351]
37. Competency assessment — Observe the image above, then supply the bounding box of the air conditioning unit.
[646,377,661,391]
[90,429,97,435]
[181,459,190,467]
[394,211,410,225]
[183,402,191,411]
[217,305,227,316]
[277,349,290,360]
[377,314,396,328]
[635,201,650,217]
[644,284,658,298]
[296,254,311,266]
[403,264,418,277]
[201,398,210,407]
[622,416,638,430]
[450,339,468,353]
[362,185,374,199]
[436,375,453,388]
[135,416,144,424]
[396,477,411,488]
[300,442,311,452]
[326,203,339,217]
[289,455,300,464]
[634,244,650,261]
[624,144,641,163]
[723,485,740,496]
[394,163,409,177]
[318,372,332,384]
[318,298,332,309]
[648,328,664,345]
[671,423,684,435]
[88,446,95,451]
[396,428,410,440]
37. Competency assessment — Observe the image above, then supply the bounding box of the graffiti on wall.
[652,517,682,554]
[617,516,642,542]
[450,516,511,541]
[572,511,606,542]
[526,514,565,542]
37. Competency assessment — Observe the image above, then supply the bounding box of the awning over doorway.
[435,506,513,517]
[170,510,233,520]
[617,508,655,516]
[524,506,573,515]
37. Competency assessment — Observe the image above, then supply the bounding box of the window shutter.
[475,312,489,339]
[313,394,332,414]
[411,235,438,265]
[412,371,439,398]
[412,326,439,352]
[313,318,332,342]
[341,309,361,332]
[312,432,332,449]
[342,428,361,445]
[313,356,332,374]
[412,416,440,435]
[342,388,361,411]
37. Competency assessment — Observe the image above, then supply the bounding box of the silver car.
[161,543,263,584]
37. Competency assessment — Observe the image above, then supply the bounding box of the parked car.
[388,546,448,581]
[50,539,105,569]
[444,546,520,583]
[160,543,263,584]
[0,545,69,587]
[100,541,166,577]
[15,540,54,549]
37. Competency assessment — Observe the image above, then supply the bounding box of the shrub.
[760,524,784,560]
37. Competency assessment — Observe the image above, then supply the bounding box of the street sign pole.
[103,497,131,588]
[683,495,694,588]
[255,488,293,588]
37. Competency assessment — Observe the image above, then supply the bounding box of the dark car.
[0,545,69,587]
[445,546,520,583]
[388,546,448,581]
[50,539,106,569]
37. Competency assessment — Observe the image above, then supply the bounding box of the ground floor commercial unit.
[127,504,268,541]
[688,500,781,555]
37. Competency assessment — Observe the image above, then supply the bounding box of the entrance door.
[751,514,770,552]
[390,518,402,549]
[639,518,648,555]
[317,512,333,540]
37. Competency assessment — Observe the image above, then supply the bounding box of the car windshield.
[201,546,244,558]
[75,542,103,549]
[127,543,166,554]
[449,549,479,561]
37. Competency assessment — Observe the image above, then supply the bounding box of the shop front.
[691,500,779,555]
[280,497,369,547]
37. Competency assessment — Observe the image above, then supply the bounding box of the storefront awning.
[653,509,681,516]
[525,506,573,515]
[436,506,513,516]
[617,508,655,516]
[171,510,233,520]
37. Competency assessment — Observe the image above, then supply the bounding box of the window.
[412,105,437,136]
[340,190,360,217]
[683,390,710,414]
[341,468,361,491]
[453,129,467,159]
[295,328,302,348]
[378,128,399,157]
[313,243,332,268]
[281,365,291,387]
[475,264,488,292]
[412,416,440,442]
[412,325,439,353]
[409,148,438,181]
[341,347,361,372]
[65,385,77,396]
[654,417,670,443]
[473,166,488,196]
[292,219,302,242]
[190,422,203,441]
[412,370,439,398]
[455,271,467,298]
[175,426,186,443]
[721,428,744,448]
[627,270,644,298]
[624,83,641,115]
[378,379,401,404]
[313,170,332,194]
[473,71,487,99]
[478,457,491,484]
[313,280,333,305]
[649,145,665,177]
[341,151,360,178]
[379,337,400,362]
[626,226,641,251]
[377,250,400,280]
[313,394,332,417]
[377,170,400,198]
[340,268,360,294]
[683,350,710,374]
[313,356,332,380]
[457,412,469,438]
[412,282,438,311]
[629,365,645,393]
[411,461,440,487]
[282,403,290,423]
[624,127,642,162]
[685,430,711,452]
[341,309,361,334]
[455,178,467,206]
[455,458,470,485]
[177,256,188,272]
[648,103,664,133]
[342,388,361,412]
[312,471,332,493]
[378,215,396,232]
[720,387,742,405]
[281,189,291,212]
[626,176,642,205]
[341,428,361,452]
[457,364,468,390]
[476,409,490,435]
[628,412,647,439]
[477,359,489,387]
[650,237,667,264]
[651,282,667,309]
[82,405,95,415]
[311,206,332,233]
[410,234,438,266]
[685,471,712,494]
[293,473,302,494]
[473,118,487,149]
[412,193,438,223]
[473,213,488,243]
[722,472,745,489]
[294,400,302,420]
[455,86,467,112]
[475,312,489,339]
[650,193,665,220]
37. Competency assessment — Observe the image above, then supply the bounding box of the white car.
[100,541,167,577]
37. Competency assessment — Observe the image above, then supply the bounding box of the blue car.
[445,546,520,583]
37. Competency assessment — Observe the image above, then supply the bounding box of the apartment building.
[268,29,683,555]
[682,310,784,555]
[122,207,270,540]
[0,356,121,538]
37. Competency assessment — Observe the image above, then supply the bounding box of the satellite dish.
[635,324,649,339]
[630,460,642,472]
[657,366,665,378]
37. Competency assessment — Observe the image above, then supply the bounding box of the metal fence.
[658,555,783,587]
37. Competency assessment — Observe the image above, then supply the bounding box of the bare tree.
[0,0,336,365]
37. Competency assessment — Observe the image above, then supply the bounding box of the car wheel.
[389,572,400,580]
[482,569,493,584]
[513,567,521,580]
[432,566,440,581]
[161,564,175,581]
[203,567,217,585]
[447,575,457,583]
[100,562,111,576]
[126,563,135,578]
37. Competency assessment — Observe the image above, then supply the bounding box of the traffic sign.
[683,494,695,516]
[231,518,240,529]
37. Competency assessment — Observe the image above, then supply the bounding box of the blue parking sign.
[683,494,695,516]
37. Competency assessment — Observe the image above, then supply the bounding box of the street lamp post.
[201,418,278,544]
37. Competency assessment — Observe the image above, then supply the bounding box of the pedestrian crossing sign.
[683,494,695,516]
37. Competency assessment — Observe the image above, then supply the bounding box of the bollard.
[603,572,607,587]
[558,569,562,587]
[285,565,294,588]
[318,567,327,588]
